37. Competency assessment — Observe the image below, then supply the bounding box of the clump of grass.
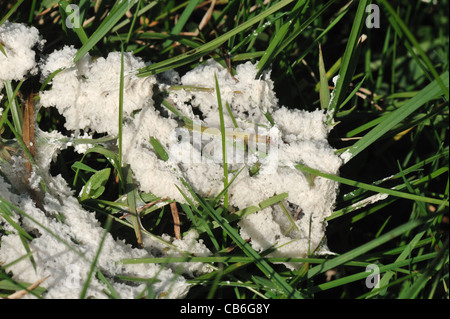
[0,0,448,300]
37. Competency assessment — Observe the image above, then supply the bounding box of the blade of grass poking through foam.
[176,186,221,252]
[225,102,238,129]
[4,81,23,136]
[328,0,368,117]
[0,196,88,262]
[137,0,295,76]
[0,200,36,271]
[161,99,193,125]
[0,43,6,57]
[39,68,64,92]
[295,163,448,207]
[118,43,125,168]
[149,137,169,161]
[58,1,89,45]
[96,269,120,299]
[0,80,23,132]
[180,179,304,299]
[123,165,143,248]
[318,44,330,110]
[74,146,123,191]
[79,168,111,201]
[79,215,113,299]
[215,73,228,210]
[74,0,136,63]
[198,192,288,233]
[343,71,449,161]
[378,0,449,100]
[3,118,47,193]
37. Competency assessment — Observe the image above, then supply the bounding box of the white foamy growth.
[39,46,156,136]
[0,21,43,90]
[0,172,209,298]
[166,61,342,268]
[171,59,277,128]
[37,51,342,270]
[1,41,211,298]
[1,27,344,299]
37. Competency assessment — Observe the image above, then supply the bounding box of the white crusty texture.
[39,46,156,136]
[2,32,343,301]
[167,61,342,268]
[38,50,342,269]
[0,171,211,298]
[170,59,277,128]
[143,229,213,277]
[0,38,212,298]
[0,21,43,91]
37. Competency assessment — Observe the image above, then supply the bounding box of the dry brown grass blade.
[21,92,45,210]
[22,91,36,174]
[5,275,49,299]
[198,0,216,31]
[170,202,181,239]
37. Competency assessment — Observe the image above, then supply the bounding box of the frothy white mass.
[0,24,343,298]
[0,21,44,92]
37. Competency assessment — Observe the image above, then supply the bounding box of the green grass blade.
[328,0,368,117]
[118,43,125,168]
[161,99,193,125]
[256,0,307,73]
[74,146,122,191]
[74,0,136,63]
[123,165,143,248]
[0,201,33,241]
[125,0,142,44]
[306,217,427,280]
[292,1,350,69]
[111,31,202,49]
[365,231,426,298]
[225,102,238,129]
[0,0,24,26]
[319,44,330,110]
[58,1,89,45]
[96,269,120,299]
[4,81,23,136]
[295,163,448,207]
[337,76,365,111]
[215,73,228,210]
[344,71,449,160]
[307,251,438,294]
[176,185,222,252]
[0,43,6,57]
[39,68,64,92]
[180,179,304,299]
[79,168,111,201]
[0,196,87,261]
[149,136,169,161]
[137,0,295,76]
[0,80,24,132]
[378,0,449,100]
[162,0,199,49]
[398,238,449,299]
[79,216,113,299]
